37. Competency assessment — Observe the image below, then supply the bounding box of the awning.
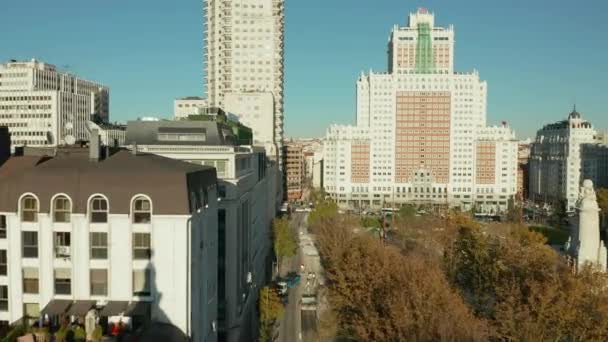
[100,301,129,317]
[40,299,72,316]
[67,300,96,316]
[124,301,151,316]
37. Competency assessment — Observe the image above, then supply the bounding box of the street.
[277,212,320,342]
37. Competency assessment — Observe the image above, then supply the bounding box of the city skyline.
[1,0,607,139]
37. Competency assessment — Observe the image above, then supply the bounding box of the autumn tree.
[506,197,523,224]
[398,203,417,219]
[446,222,608,340]
[310,202,488,341]
[258,286,284,342]
[272,217,297,274]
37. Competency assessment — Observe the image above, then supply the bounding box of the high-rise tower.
[324,8,519,213]
[204,0,285,165]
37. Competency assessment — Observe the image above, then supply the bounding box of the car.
[276,281,288,296]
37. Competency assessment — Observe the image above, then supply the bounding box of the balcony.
[55,246,71,259]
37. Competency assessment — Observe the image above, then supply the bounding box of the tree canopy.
[258,286,284,342]
[308,200,608,341]
[272,217,297,273]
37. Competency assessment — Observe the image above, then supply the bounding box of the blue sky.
[1,0,607,139]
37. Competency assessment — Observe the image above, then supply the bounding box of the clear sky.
[1,0,607,139]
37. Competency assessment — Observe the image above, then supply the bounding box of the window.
[54,269,71,295]
[0,250,6,275]
[133,233,151,259]
[132,197,151,223]
[21,195,38,222]
[157,132,206,142]
[54,232,71,258]
[53,196,71,223]
[90,232,108,259]
[0,286,7,311]
[90,269,108,296]
[22,232,38,258]
[133,269,151,296]
[0,215,6,239]
[90,196,108,223]
[23,268,39,294]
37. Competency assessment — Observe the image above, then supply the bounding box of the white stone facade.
[130,144,279,342]
[323,9,518,212]
[174,97,208,119]
[0,60,109,148]
[529,109,597,211]
[0,151,219,342]
[204,0,285,164]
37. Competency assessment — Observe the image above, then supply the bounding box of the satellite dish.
[65,135,76,145]
[65,122,73,131]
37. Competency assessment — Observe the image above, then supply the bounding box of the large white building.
[174,97,208,119]
[529,108,597,211]
[0,59,109,148]
[0,142,219,341]
[323,8,518,212]
[203,0,285,164]
[125,117,280,342]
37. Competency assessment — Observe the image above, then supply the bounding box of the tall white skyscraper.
[0,59,109,148]
[323,8,518,213]
[204,0,285,164]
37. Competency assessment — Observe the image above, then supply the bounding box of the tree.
[259,286,284,342]
[445,222,608,340]
[272,217,297,274]
[398,204,417,219]
[313,210,489,341]
[506,197,523,224]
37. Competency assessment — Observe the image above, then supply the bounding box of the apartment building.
[203,0,285,165]
[323,8,518,212]
[125,115,279,342]
[517,142,531,200]
[0,141,219,342]
[284,143,304,200]
[529,108,597,210]
[0,59,109,148]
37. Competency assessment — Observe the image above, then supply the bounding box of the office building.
[323,8,518,212]
[125,114,279,342]
[582,144,608,190]
[529,108,597,211]
[517,141,531,200]
[284,143,304,200]
[0,141,219,342]
[0,59,109,148]
[203,0,285,164]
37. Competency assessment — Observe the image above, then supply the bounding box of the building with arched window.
[0,145,219,342]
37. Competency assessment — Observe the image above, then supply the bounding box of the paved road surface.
[278,213,306,342]
[301,310,319,342]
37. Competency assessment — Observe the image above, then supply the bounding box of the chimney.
[131,142,137,155]
[89,129,100,162]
